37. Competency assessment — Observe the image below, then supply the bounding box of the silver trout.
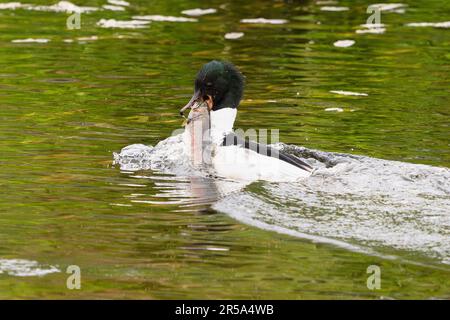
[182,101,211,166]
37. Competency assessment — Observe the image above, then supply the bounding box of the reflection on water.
[0,0,449,298]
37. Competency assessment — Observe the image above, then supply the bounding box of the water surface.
[0,0,449,299]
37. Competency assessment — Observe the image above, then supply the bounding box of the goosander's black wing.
[222,132,313,172]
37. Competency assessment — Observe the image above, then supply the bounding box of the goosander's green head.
[180,60,245,115]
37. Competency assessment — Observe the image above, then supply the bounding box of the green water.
[0,0,449,299]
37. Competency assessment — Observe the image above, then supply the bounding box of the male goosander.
[179,60,313,182]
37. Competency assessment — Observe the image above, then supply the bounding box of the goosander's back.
[213,144,311,182]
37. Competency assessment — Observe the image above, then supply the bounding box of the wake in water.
[113,134,450,267]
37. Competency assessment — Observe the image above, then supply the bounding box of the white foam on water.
[320,6,349,11]
[214,146,450,266]
[240,18,288,24]
[0,1,98,13]
[368,3,407,13]
[0,2,23,9]
[360,23,385,28]
[316,0,338,4]
[330,90,368,96]
[113,135,206,177]
[356,28,386,34]
[224,32,244,40]
[12,38,50,43]
[325,107,344,112]
[97,19,150,29]
[77,35,98,41]
[181,8,217,16]
[0,258,60,277]
[205,247,229,252]
[133,15,197,22]
[107,0,129,6]
[356,25,386,34]
[213,193,388,258]
[29,1,98,13]
[103,4,126,11]
[110,203,132,207]
[406,21,450,29]
[333,40,355,47]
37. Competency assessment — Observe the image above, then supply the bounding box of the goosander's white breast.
[212,145,311,182]
[209,108,236,144]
